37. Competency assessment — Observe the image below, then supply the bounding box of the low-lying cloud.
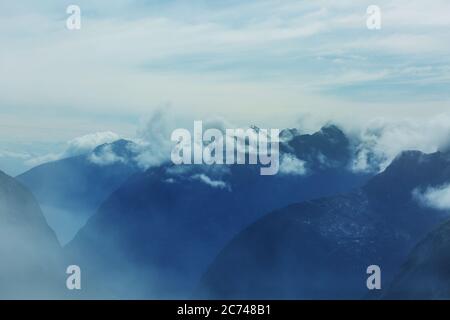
[351,114,450,173]
[191,174,230,190]
[25,131,120,167]
[88,144,126,166]
[9,111,450,180]
[279,153,308,176]
[132,109,176,169]
[65,131,120,157]
[413,184,450,211]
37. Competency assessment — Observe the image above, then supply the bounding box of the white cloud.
[25,153,61,167]
[191,174,229,190]
[64,131,120,157]
[279,153,307,176]
[1,0,450,167]
[25,131,120,167]
[351,114,450,173]
[1,0,450,144]
[413,184,450,210]
[88,144,126,166]
[165,163,231,178]
[132,109,175,169]
[0,150,30,160]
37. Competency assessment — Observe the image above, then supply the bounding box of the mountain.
[0,170,63,299]
[384,218,450,299]
[66,125,371,299]
[16,139,142,244]
[195,150,450,299]
[280,125,351,170]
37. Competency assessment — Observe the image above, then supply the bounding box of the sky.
[1,0,450,175]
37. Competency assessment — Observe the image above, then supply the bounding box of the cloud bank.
[413,184,450,211]
[351,114,450,173]
[1,0,450,144]
[191,174,230,190]
[88,144,127,166]
[279,154,308,176]
[25,131,120,167]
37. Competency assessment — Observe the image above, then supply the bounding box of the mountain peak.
[92,139,135,155]
[385,150,449,174]
[319,124,344,137]
[364,149,450,206]
[281,124,350,170]
[90,139,140,166]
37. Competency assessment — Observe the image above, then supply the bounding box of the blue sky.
[1,0,450,175]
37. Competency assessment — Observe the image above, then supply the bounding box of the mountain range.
[2,124,450,299]
[16,139,142,244]
[195,150,450,299]
[65,125,371,298]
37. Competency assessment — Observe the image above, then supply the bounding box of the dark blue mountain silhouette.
[195,150,450,299]
[0,170,63,298]
[385,212,450,299]
[16,139,141,244]
[280,125,351,170]
[66,125,371,298]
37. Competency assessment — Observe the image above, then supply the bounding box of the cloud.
[25,153,61,167]
[191,174,230,190]
[1,0,450,145]
[165,162,232,178]
[64,131,120,156]
[132,111,270,170]
[25,131,120,167]
[132,109,175,169]
[0,150,35,176]
[279,153,308,176]
[88,144,126,166]
[13,111,450,177]
[351,114,450,173]
[0,150,30,160]
[413,184,450,210]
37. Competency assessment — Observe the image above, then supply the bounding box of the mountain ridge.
[194,149,450,299]
[65,125,371,298]
[16,139,142,244]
